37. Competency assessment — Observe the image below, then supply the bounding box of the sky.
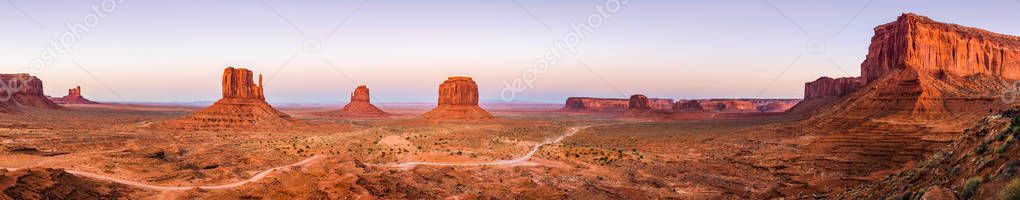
[1,0,1019,104]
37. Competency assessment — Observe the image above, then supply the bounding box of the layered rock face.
[804,77,862,99]
[0,74,62,112]
[49,86,98,104]
[328,85,389,117]
[861,13,1020,84]
[673,99,798,113]
[166,67,296,130]
[562,97,674,112]
[422,77,494,120]
[772,13,1020,195]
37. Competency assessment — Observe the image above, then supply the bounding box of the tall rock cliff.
[773,13,1020,196]
[0,74,62,112]
[422,77,494,121]
[861,13,1020,84]
[165,67,296,130]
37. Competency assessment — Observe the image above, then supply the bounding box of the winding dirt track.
[1,125,595,191]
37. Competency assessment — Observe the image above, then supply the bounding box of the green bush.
[1001,178,1020,200]
[963,177,984,200]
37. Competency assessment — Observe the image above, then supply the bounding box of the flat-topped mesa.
[221,67,265,100]
[164,67,296,130]
[804,77,863,99]
[0,74,62,112]
[328,85,389,117]
[562,97,674,112]
[674,100,705,112]
[861,13,1020,84]
[50,86,99,104]
[422,76,494,121]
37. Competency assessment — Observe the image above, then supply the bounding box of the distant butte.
[421,76,494,121]
[320,85,389,118]
[50,86,99,104]
[163,67,297,130]
[0,74,62,113]
[562,97,673,112]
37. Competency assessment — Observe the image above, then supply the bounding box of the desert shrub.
[1000,135,1017,154]
[1003,161,1020,179]
[1001,178,1020,200]
[962,177,984,200]
[977,142,990,155]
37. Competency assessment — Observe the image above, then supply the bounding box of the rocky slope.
[755,13,1020,197]
[163,67,297,130]
[49,86,98,104]
[421,77,494,121]
[0,74,62,113]
[0,168,145,199]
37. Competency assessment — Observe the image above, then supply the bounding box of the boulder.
[421,77,494,121]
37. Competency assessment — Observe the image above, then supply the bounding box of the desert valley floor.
[0,103,809,199]
[5,13,1020,200]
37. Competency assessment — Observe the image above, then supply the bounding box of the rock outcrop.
[804,77,863,99]
[562,97,674,112]
[421,77,494,121]
[165,67,296,130]
[49,86,98,104]
[0,74,62,112]
[674,100,705,112]
[321,85,389,117]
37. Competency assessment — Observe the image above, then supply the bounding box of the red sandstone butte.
[421,76,494,121]
[50,86,99,104]
[562,97,674,112]
[0,74,62,112]
[623,94,673,118]
[804,77,863,99]
[166,67,296,129]
[801,13,1020,116]
[326,85,389,117]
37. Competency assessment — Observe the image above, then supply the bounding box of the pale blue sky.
[1,0,1018,103]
